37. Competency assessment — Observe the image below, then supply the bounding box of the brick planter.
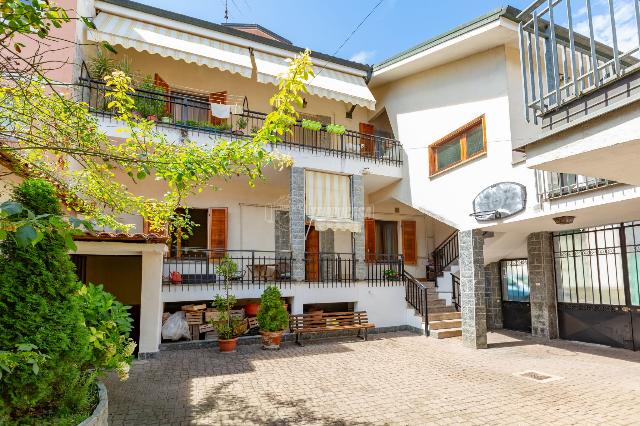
[78,382,108,426]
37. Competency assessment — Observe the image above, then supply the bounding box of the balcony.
[77,78,403,166]
[535,170,617,200]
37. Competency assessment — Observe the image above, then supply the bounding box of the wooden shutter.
[209,208,227,258]
[364,218,376,262]
[401,220,417,265]
[208,91,227,125]
[359,123,375,157]
[153,73,172,115]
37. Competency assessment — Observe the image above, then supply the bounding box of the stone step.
[428,311,461,322]
[426,306,456,314]
[430,328,462,339]
[428,319,462,330]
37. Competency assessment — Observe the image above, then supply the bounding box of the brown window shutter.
[364,218,376,263]
[153,73,172,115]
[209,208,228,258]
[402,220,417,265]
[142,218,150,234]
[208,91,228,125]
[359,123,375,157]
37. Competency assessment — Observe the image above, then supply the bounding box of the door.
[209,208,227,258]
[305,226,320,281]
[359,123,375,157]
[500,259,532,333]
[364,218,376,262]
[554,224,640,350]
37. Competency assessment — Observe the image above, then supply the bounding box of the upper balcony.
[515,0,640,186]
[77,76,403,167]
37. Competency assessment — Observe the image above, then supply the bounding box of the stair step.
[427,307,456,314]
[428,311,461,322]
[430,328,462,339]
[428,319,462,330]
[427,299,446,307]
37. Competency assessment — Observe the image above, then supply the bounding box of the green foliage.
[134,75,166,119]
[210,256,242,339]
[0,180,93,422]
[0,344,48,380]
[0,0,70,52]
[256,286,288,332]
[215,255,239,282]
[301,119,322,131]
[175,120,232,131]
[235,116,248,130]
[326,123,346,135]
[383,269,399,279]
[77,284,136,381]
[88,49,132,80]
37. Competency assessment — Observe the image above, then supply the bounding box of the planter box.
[78,382,108,426]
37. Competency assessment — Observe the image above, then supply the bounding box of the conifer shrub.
[256,286,288,332]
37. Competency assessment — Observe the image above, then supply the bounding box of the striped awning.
[254,51,376,110]
[305,171,361,233]
[88,12,253,78]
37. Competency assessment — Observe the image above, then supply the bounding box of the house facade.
[6,0,640,357]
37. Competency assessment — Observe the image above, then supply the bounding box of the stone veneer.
[527,232,559,339]
[289,167,305,281]
[484,262,503,330]
[458,229,487,349]
[274,210,290,252]
[351,175,366,280]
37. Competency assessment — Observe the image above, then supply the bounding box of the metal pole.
[608,0,621,75]
[518,22,531,122]
[586,0,601,87]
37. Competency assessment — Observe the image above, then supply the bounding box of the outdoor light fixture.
[553,215,575,225]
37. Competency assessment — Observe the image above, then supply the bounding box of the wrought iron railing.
[305,252,356,287]
[404,271,429,333]
[433,231,459,276]
[451,273,461,312]
[367,254,404,287]
[517,0,639,120]
[535,170,617,200]
[77,78,403,165]
[162,248,292,291]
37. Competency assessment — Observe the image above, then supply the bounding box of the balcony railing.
[367,254,405,287]
[163,249,292,291]
[305,252,356,287]
[535,170,617,200]
[77,78,403,166]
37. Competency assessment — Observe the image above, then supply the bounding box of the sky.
[134,0,531,65]
[135,0,639,65]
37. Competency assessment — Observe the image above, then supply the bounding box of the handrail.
[367,253,404,287]
[305,251,355,287]
[451,273,461,312]
[404,271,429,335]
[76,77,404,166]
[433,230,459,276]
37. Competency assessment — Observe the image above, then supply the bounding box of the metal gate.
[554,223,640,350]
[501,259,531,333]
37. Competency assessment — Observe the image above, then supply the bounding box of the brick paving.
[104,331,640,425]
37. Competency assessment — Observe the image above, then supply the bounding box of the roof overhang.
[370,16,519,87]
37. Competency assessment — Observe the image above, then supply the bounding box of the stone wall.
[484,262,503,330]
[289,167,305,281]
[274,210,290,252]
[458,229,487,349]
[352,175,366,280]
[527,232,559,339]
[78,382,108,426]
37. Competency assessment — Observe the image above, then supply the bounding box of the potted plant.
[326,123,346,135]
[256,286,289,350]
[383,269,399,280]
[234,116,248,135]
[301,118,322,131]
[210,255,243,352]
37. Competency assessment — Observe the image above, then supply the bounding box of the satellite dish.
[471,182,526,221]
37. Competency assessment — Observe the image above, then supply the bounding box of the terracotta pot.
[245,302,260,317]
[260,330,283,350]
[218,338,238,353]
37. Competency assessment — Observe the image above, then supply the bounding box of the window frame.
[428,115,487,176]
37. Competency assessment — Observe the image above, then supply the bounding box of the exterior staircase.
[427,311,462,339]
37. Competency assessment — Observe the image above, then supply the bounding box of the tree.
[0,1,313,236]
[0,179,93,422]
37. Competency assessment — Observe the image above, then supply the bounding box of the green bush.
[134,75,166,119]
[256,286,288,332]
[0,179,93,422]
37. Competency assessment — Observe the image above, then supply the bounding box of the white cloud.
[573,0,639,52]
[349,50,376,64]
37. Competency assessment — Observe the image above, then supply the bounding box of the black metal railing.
[404,271,429,333]
[77,78,403,166]
[305,252,355,287]
[451,273,461,312]
[367,254,404,287]
[162,248,292,291]
[433,231,459,276]
[535,170,618,200]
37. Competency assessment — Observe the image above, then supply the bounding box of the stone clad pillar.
[527,232,559,339]
[289,167,305,282]
[458,229,487,349]
[484,262,503,330]
[139,244,165,357]
[351,175,366,281]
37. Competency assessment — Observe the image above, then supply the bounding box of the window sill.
[429,152,487,179]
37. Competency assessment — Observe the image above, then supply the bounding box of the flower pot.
[245,302,260,317]
[260,330,283,350]
[218,337,237,353]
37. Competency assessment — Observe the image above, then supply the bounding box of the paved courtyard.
[104,331,640,425]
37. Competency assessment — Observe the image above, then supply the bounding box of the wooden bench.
[289,311,375,346]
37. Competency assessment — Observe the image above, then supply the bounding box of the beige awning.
[88,12,253,78]
[305,171,361,233]
[254,51,376,110]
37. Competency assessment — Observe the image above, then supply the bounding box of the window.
[375,221,398,256]
[429,115,486,176]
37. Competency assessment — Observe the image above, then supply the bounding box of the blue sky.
[135,0,533,65]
